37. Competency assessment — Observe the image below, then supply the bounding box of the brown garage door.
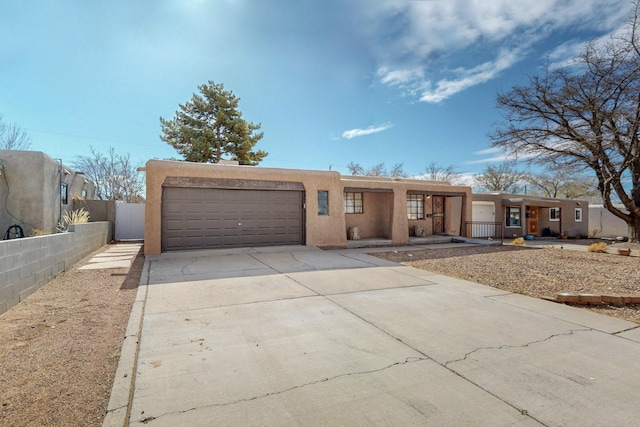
[162,187,304,251]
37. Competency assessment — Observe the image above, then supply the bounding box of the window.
[61,183,68,205]
[505,206,521,227]
[344,192,363,214]
[549,208,560,221]
[407,195,425,220]
[574,208,582,222]
[317,191,329,216]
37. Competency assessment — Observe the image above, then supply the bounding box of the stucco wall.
[144,160,473,254]
[144,160,347,254]
[341,177,471,244]
[589,205,629,238]
[74,199,116,239]
[408,196,434,236]
[0,150,96,236]
[472,193,589,238]
[446,196,463,236]
[344,192,393,239]
[0,221,110,314]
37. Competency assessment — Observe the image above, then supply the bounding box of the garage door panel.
[162,187,304,251]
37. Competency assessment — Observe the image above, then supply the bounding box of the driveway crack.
[134,356,428,423]
[444,328,592,367]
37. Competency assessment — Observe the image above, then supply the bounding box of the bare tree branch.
[0,115,31,150]
[491,1,640,240]
[72,146,145,202]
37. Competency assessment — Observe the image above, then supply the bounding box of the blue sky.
[0,0,631,180]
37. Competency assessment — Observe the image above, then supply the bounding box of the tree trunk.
[630,216,640,243]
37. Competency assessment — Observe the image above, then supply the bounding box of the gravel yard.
[373,243,640,324]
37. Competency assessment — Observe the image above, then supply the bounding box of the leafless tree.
[526,165,599,199]
[389,163,408,178]
[0,115,31,150]
[73,146,145,202]
[421,162,463,184]
[491,1,640,241]
[346,161,407,178]
[474,161,526,193]
[346,161,364,176]
[366,162,388,177]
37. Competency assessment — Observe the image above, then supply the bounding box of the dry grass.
[587,242,609,253]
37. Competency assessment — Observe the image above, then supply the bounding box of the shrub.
[62,208,90,229]
[587,242,608,253]
[30,229,49,237]
[512,237,525,245]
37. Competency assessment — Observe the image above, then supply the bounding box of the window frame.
[317,190,329,216]
[505,206,521,227]
[549,207,561,221]
[574,207,582,222]
[61,182,68,205]
[406,194,425,220]
[344,192,363,214]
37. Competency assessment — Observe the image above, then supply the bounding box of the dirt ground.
[374,242,640,324]
[0,244,143,427]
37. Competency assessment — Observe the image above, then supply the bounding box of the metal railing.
[466,221,503,243]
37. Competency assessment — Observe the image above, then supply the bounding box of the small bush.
[512,237,525,245]
[62,208,90,229]
[587,242,608,253]
[30,229,49,237]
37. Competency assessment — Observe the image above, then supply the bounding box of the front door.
[527,206,538,235]
[433,196,445,234]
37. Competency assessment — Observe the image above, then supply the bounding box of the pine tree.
[160,81,267,165]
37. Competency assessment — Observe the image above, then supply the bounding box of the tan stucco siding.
[445,196,463,236]
[144,160,347,254]
[471,193,588,238]
[145,160,473,254]
[344,192,394,239]
[0,150,94,236]
[341,178,470,242]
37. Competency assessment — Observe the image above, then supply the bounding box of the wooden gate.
[433,196,445,234]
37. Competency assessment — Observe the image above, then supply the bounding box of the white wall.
[588,205,629,238]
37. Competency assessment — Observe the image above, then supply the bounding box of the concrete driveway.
[108,245,640,426]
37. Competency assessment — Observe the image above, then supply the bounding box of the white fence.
[588,205,629,238]
[115,202,145,241]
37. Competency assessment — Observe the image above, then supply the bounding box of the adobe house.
[472,192,589,239]
[0,150,96,237]
[143,159,473,254]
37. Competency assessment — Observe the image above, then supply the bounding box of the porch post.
[391,189,408,244]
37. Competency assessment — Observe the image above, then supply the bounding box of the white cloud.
[377,67,424,86]
[342,122,393,140]
[361,0,629,102]
[473,147,502,156]
[419,48,523,103]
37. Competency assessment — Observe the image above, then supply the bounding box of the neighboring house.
[472,193,589,239]
[0,150,96,237]
[143,159,473,255]
[588,204,629,239]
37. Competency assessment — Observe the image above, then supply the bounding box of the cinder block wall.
[0,221,110,314]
